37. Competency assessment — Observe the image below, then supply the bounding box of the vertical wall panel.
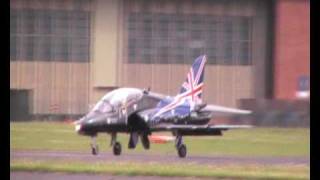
[10,0,92,117]
[120,0,268,107]
[92,0,119,87]
[10,62,90,115]
[168,65,188,96]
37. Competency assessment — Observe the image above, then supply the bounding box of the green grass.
[11,160,309,180]
[10,121,310,157]
[10,121,310,179]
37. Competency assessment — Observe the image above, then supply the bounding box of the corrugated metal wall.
[10,62,90,115]
[119,0,270,107]
[120,65,253,108]
[10,0,93,116]
[10,0,271,117]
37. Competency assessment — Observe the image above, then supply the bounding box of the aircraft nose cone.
[74,118,85,134]
[75,123,82,133]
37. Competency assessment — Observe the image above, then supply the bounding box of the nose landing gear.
[90,133,122,156]
[90,135,99,155]
[91,145,99,155]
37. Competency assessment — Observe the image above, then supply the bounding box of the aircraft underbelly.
[80,121,128,135]
[177,129,222,136]
[180,118,210,125]
[99,123,128,132]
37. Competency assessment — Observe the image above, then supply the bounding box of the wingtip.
[242,110,252,114]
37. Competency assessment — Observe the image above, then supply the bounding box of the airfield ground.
[10,121,310,179]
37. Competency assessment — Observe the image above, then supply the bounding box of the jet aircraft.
[74,55,252,158]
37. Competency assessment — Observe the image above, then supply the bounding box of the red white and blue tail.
[179,55,206,105]
[152,55,207,119]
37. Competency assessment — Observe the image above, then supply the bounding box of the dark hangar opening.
[10,90,31,121]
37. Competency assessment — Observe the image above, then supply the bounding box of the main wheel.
[177,144,187,158]
[113,142,122,156]
[91,145,99,155]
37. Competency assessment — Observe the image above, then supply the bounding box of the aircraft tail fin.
[178,55,207,105]
[152,55,207,118]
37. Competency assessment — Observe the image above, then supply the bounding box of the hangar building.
[10,0,309,120]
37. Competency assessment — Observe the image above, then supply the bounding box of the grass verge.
[11,160,309,180]
[11,121,310,157]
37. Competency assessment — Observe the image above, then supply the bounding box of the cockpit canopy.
[85,88,143,119]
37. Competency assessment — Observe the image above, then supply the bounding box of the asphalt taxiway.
[11,150,309,166]
[11,150,309,180]
[11,171,213,180]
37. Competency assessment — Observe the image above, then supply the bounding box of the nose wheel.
[91,144,99,155]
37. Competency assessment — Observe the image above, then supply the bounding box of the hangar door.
[10,90,30,121]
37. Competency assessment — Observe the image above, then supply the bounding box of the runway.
[11,172,206,180]
[11,150,309,166]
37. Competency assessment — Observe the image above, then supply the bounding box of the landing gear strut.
[110,132,122,156]
[91,136,99,155]
[140,132,150,150]
[175,135,187,158]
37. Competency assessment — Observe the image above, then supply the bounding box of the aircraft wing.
[200,104,252,116]
[150,124,252,135]
[151,124,252,131]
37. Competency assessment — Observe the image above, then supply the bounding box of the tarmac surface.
[11,150,309,180]
[11,150,309,166]
[11,171,212,180]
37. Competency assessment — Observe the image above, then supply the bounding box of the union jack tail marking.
[179,55,206,104]
[153,55,207,118]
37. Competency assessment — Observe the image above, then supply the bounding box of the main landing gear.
[175,135,187,158]
[113,142,122,155]
[111,132,121,156]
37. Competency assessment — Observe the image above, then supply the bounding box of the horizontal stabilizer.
[209,124,253,129]
[203,105,252,115]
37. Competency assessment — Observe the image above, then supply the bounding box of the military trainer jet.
[74,55,252,158]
